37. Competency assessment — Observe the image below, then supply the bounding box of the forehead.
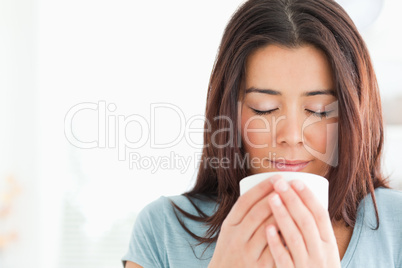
[244,44,334,94]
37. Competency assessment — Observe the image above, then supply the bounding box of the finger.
[238,192,275,243]
[290,180,335,243]
[273,179,322,255]
[248,215,278,261]
[257,244,275,268]
[224,174,281,227]
[266,225,294,268]
[268,192,307,263]
[278,232,286,247]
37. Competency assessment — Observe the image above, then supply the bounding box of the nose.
[274,111,304,147]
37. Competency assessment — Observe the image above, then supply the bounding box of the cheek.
[241,112,272,149]
[304,119,338,154]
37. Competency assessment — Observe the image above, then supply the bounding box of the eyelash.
[251,108,332,118]
[251,108,278,115]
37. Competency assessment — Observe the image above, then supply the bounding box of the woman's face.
[239,44,338,177]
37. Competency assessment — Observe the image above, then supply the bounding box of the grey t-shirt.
[122,187,402,267]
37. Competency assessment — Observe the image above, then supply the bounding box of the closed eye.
[250,107,333,118]
[250,108,279,115]
[305,109,333,118]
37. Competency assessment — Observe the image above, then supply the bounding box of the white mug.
[240,171,329,209]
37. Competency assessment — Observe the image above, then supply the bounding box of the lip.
[270,160,311,172]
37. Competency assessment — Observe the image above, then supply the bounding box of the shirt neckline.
[339,201,365,267]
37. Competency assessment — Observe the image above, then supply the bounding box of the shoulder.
[122,195,218,267]
[349,187,402,267]
[122,197,171,267]
[374,187,402,202]
[372,187,402,213]
[136,194,218,225]
[359,187,402,209]
[134,194,219,255]
[165,194,219,215]
[129,196,168,238]
[375,187,402,221]
[134,196,167,224]
[359,187,402,227]
[134,195,179,228]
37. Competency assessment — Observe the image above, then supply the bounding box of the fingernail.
[276,180,289,192]
[292,180,304,191]
[271,194,282,206]
[267,225,277,237]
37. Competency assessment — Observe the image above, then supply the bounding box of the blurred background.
[0,0,401,267]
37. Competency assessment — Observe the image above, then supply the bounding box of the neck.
[332,220,354,260]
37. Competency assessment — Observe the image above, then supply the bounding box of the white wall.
[0,0,41,267]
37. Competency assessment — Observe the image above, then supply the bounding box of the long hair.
[168,0,389,258]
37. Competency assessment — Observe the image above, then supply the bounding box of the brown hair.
[169,0,389,258]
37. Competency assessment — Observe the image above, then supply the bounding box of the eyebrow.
[245,87,336,97]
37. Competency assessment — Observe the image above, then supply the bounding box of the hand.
[208,174,281,268]
[265,178,341,268]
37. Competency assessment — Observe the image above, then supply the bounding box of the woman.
[122,0,402,267]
